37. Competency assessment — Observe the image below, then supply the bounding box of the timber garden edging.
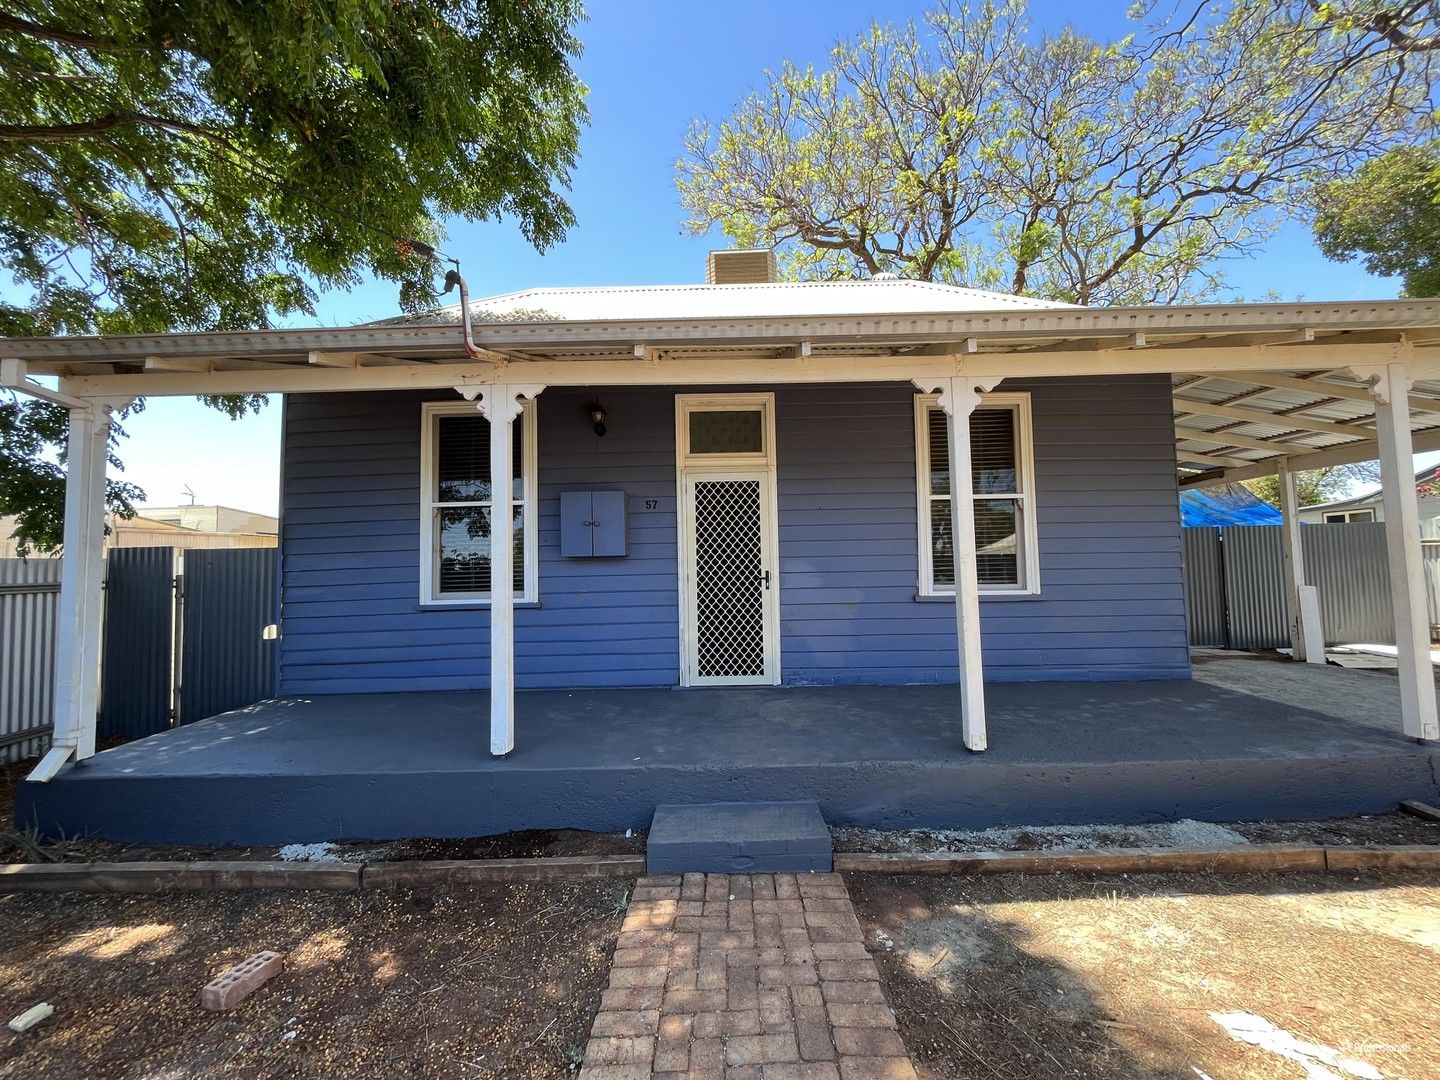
[2,844,1439,893]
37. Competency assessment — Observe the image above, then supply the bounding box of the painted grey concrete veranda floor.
[17,656,1440,845]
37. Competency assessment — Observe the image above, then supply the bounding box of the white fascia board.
[60,340,1430,398]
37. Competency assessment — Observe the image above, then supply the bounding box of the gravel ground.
[847,869,1440,1080]
[832,810,1440,854]
[0,880,628,1079]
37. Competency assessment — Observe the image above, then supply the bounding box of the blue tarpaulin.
[1179,483,1283,527]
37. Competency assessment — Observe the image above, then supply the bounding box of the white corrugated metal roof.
[381,279,1076,326]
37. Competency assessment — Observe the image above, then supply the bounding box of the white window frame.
[675,392,777,468]
[418,399,539,606]
[1322,508,1376,524]
[914,391,1039,597]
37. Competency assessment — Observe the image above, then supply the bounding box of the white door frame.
[675,393,781,687]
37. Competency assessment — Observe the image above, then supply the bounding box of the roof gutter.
[5,298,1440,370]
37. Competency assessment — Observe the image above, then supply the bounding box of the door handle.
[762,569,771,589]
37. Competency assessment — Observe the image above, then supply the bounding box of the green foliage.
[677,0,1426,304]
[1243,461,1380,507]
[0,397,144,556]
[0,0,588,551]
[1314,143,1440,296]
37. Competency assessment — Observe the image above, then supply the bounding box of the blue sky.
[108,0,1407,516]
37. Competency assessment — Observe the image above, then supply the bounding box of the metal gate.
[1182,528,1226,647]
[1183,524,1395,649]
[178,547,276,724]
[100,547,176,737]
[1220,527,1288,649]
[1,546,276,759]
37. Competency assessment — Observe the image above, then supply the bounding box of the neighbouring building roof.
[1179,484,1284,527]
[138,504,279,534]
[374,279,1078,327]
[1302,466,1440,513]
[0,511,278,557]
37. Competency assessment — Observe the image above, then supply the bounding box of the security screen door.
[676,395,780,687]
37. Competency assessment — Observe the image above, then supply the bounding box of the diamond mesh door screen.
[693,478,766,679]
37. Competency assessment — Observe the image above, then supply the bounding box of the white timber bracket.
[28,393,135,783]
[1349,354,1440,742]
[1,358,90,409]
[456,382,545,756]
[912,372,1003,752]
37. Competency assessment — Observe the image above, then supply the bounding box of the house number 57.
[644,499,659,510]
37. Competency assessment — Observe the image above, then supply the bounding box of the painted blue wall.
[278,377,1189,694]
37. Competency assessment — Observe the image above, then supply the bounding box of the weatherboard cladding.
[277,376,1188,694]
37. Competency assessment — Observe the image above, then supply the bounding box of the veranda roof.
[4,279,1440,488]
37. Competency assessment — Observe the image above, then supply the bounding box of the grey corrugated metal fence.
[178,548,277,724]
[1304,524,1394,644]
[1183,523,1397,650]
[1422,519,1440,630]
[0,559,62,763]
[2,547,277,762]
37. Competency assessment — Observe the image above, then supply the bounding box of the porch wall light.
[587,401,608,437]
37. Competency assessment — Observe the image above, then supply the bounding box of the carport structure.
[3,291,1440,801]
[1169,339,1440,728]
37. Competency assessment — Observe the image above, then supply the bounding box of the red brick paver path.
[580,873,916,1079]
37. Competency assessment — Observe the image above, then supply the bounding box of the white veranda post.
[914,375,1000,752]
[28,398,121,782]
[1276,459,1324,664]
[1357,360,1440,741]
[469,383,544,756]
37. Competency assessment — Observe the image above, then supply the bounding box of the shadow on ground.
[846,869,1440,1079]
[0,879,630,1079]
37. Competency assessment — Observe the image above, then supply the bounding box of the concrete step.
[646,800,832,874]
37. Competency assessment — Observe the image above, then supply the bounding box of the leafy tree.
[1243,461,1381,507]
[1314,142,1440,296]
[0,0,587,552]
[677,0,1424,303]
[1202,1,1439,89]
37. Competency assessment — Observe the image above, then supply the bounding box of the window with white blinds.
[915,393,1038,595]
[419,401,537,604]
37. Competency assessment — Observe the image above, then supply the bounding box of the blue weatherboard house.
[7,251,1440,843]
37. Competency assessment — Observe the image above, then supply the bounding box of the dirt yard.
[0,880,628,1079]
[847,869,1440,1079]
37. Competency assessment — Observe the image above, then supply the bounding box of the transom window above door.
[419,400,538,605]
[915,392,1039,596]
[677,394,775,466]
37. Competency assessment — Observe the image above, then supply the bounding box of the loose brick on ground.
[200,949,284,1011]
